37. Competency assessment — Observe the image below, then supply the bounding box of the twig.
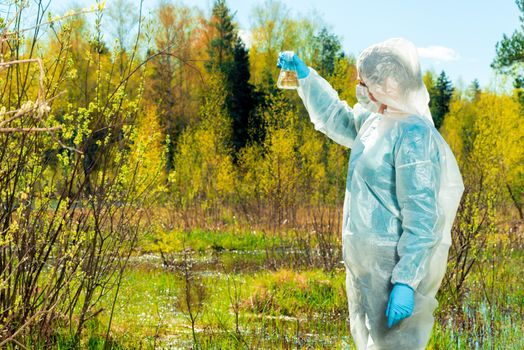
[10,337,28,350]
[0,91,65,128]
[0,0,31,37]
[101,48,205,116]
[0,126,62,133]
[0,58,45,101]
[1,7,98,39]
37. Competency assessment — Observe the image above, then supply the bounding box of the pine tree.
[206,0,259,154]
[491,0,524,81]
[492,0,524,105]
[207,0,236,72]
[466,79,481,101]
[311,27,344,77]
[429,70,454,129]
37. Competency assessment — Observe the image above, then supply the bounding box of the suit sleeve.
[297,68,371,149]
[391,123,442,289]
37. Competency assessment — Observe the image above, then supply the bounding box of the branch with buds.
[0,2,105,136]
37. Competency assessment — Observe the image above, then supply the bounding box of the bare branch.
[1,7,99,39]
[0,58,45,101]
[0,126,61,133]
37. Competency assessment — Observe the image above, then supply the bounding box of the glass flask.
[277,52,299,90]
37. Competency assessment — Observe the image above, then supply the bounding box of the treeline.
[140,0,358,231]
[138,0,523,236]
[0,0,523,346]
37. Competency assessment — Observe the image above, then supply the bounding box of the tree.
[206,0,258,153]
[169,74,235,228]
[311,27,344,78]
[442,92,524,220]
[106,0,139,72]
[246,94,302,230]
[423,70,436,96]
[249,0,291,89]
[492,0,524,104]
[249,0,316,90]
[439,91,524,309]
[329,55,358,104]
[207,0,236,71]
[0,2,156,346]
[146,2,202,171]
[429,70,454,129]
[492,0,524,81]
[466,79,481,101]
[231,37,264,147]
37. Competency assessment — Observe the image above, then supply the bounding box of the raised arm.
[297,68,370,149]
[277,51,370,149]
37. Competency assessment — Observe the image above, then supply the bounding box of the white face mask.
[356,84,381,113]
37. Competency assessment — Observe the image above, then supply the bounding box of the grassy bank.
[23,230,524,349]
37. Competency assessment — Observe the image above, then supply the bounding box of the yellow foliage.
[326,141,349,205]
[299,122,327,204]
[169,74,236,211]
[237,143,265,203]
[330,56,358,105]
[440,97,476,166]
[130,105,167,193]
[441,91,524,212]
[262,126,300,196]
[470,93,523,184]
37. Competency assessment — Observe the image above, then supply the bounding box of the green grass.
[91,265,351,348]
[429,246,524,349]
[141,228,291,254]
[40,231,524,349]
[242,268,347,317]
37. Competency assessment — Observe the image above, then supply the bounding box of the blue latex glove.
[386,283,414,328]
[276,51,310,79]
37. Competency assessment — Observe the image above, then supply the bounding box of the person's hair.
[358,46,422,95]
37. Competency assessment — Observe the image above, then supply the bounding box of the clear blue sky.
[51,0,521,89]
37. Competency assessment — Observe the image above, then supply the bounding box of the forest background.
[0,0,523,348]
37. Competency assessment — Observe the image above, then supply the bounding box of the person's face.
[357,76,386,114]
[357,77,379,102]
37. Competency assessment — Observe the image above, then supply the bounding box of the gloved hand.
[277,51,310,79]
[386,283,414,328]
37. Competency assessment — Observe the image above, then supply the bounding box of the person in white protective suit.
[277,38,464,349]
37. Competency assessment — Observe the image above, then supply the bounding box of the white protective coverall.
[296,38,464,349]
